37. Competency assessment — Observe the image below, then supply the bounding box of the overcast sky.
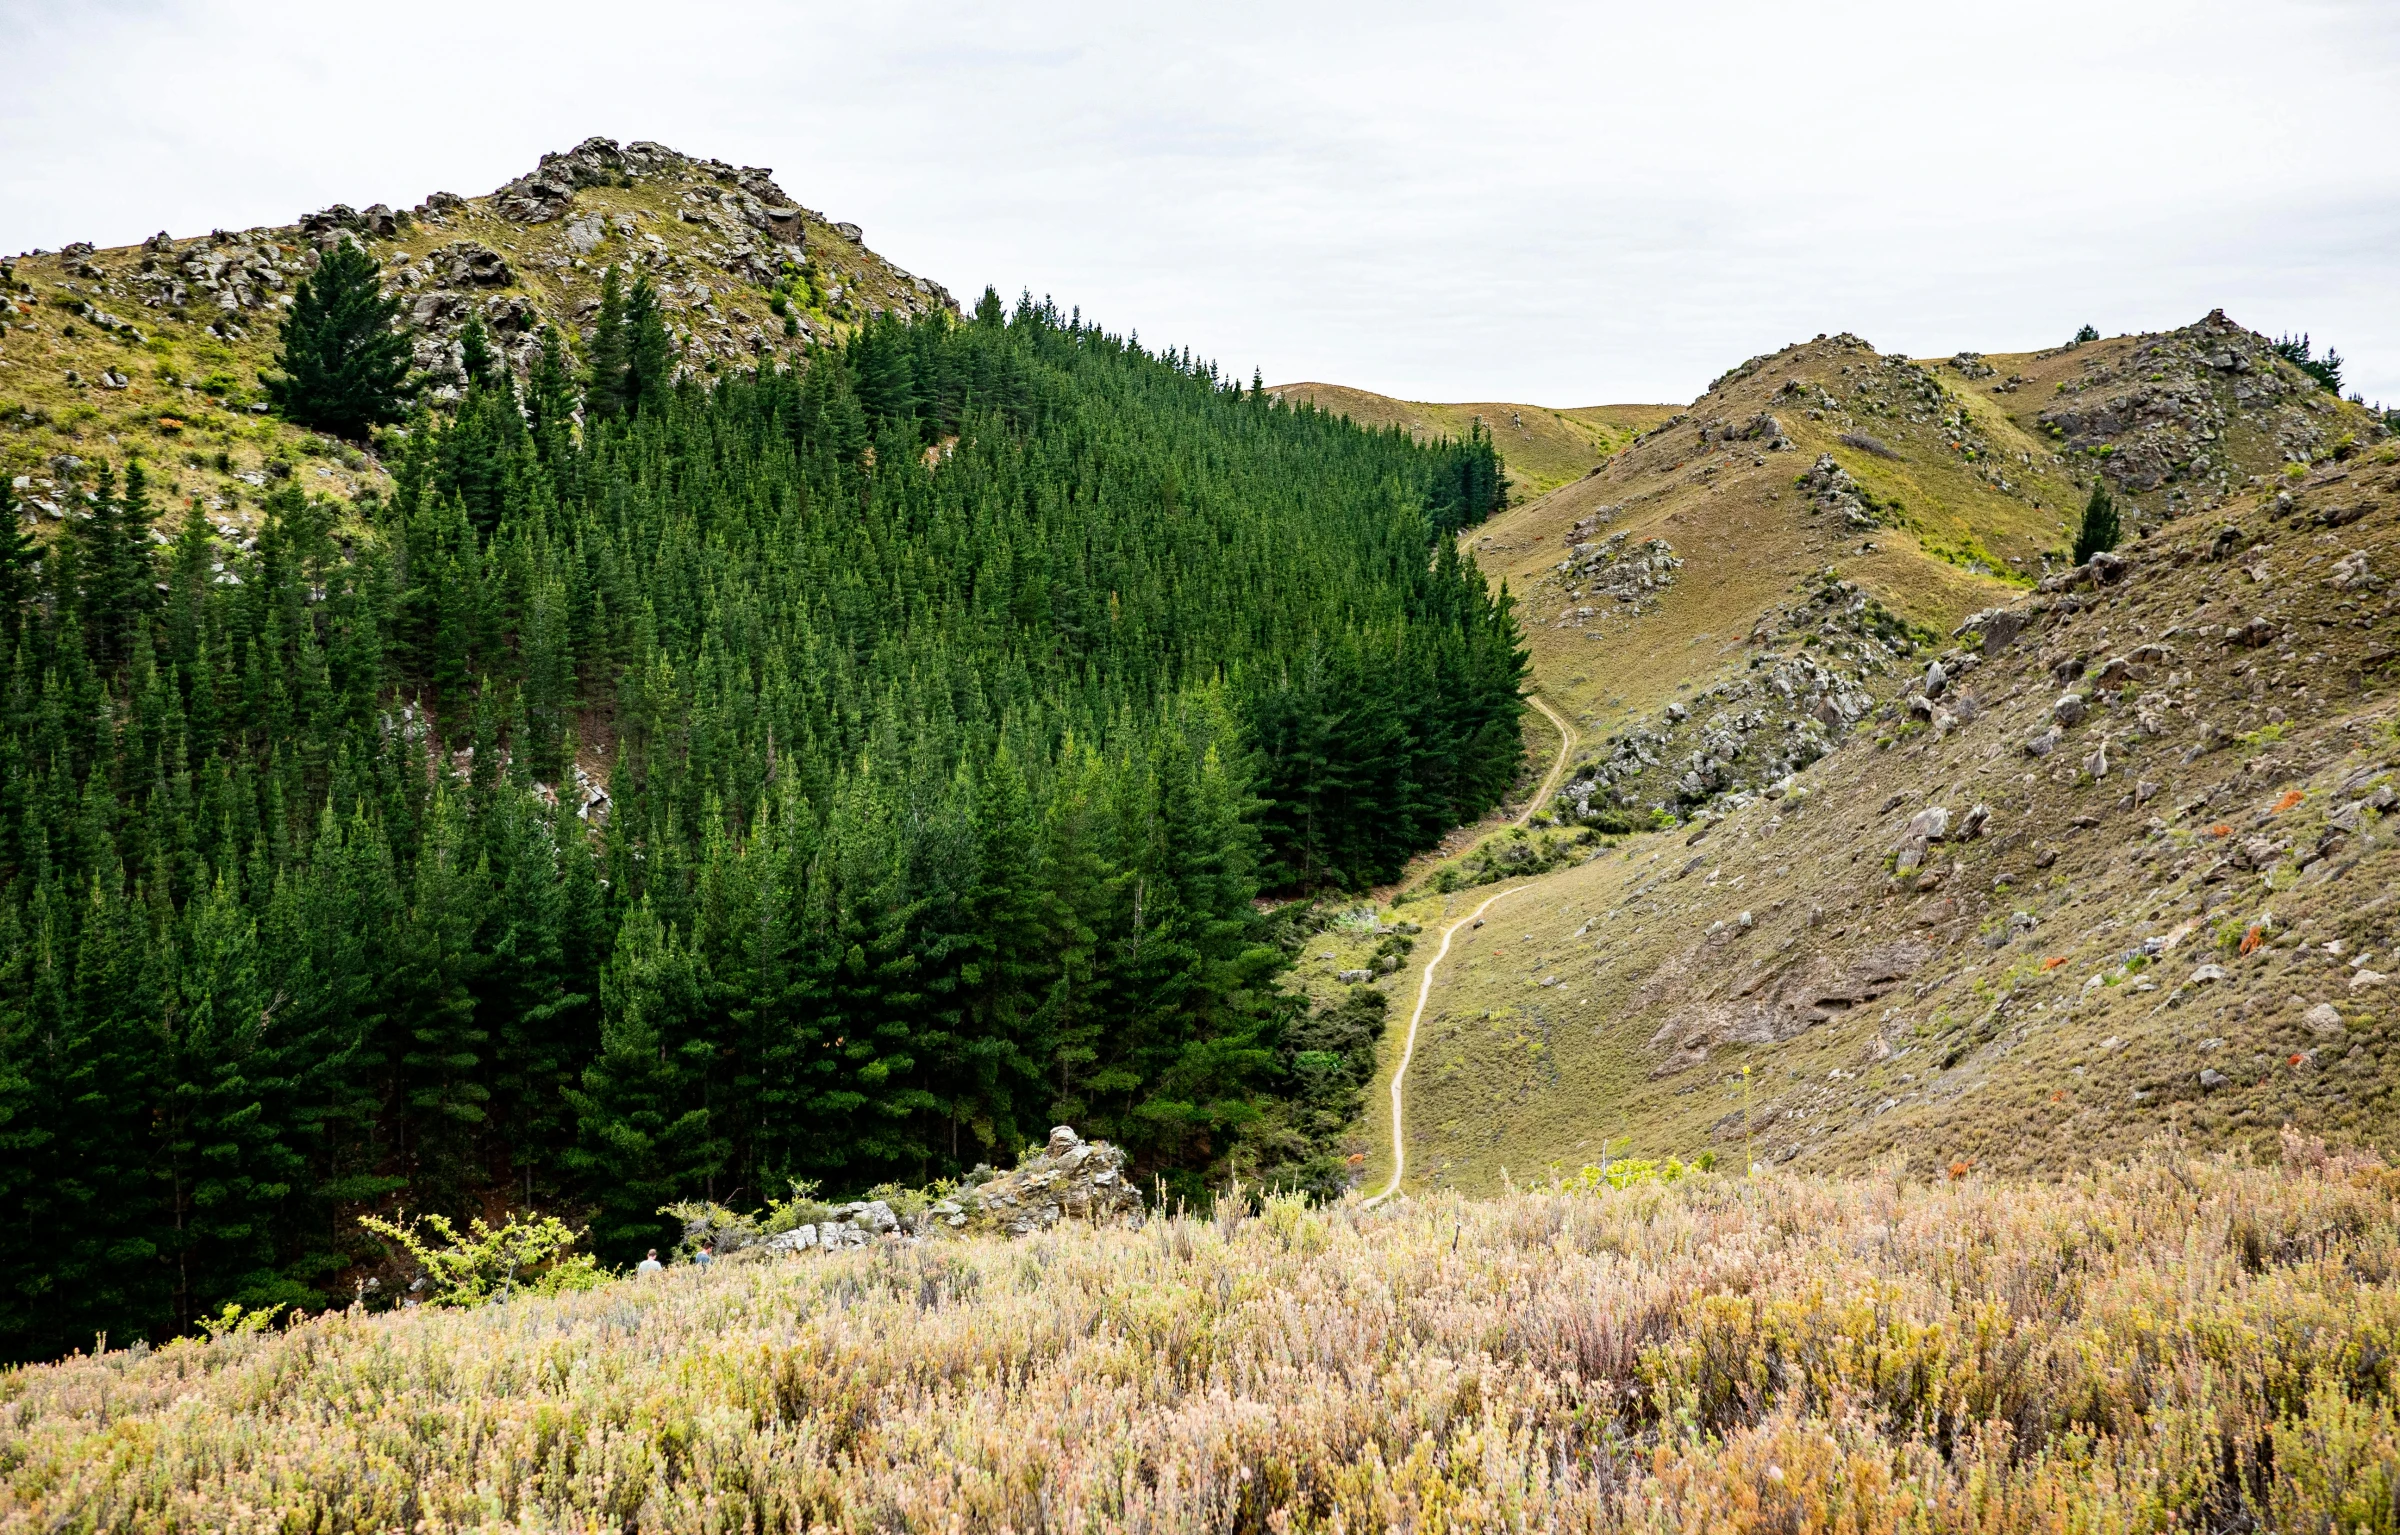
[6,1,2398,407]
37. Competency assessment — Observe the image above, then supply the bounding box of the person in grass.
[636,1249,664,1276]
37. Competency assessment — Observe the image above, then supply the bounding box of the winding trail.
[1515,694,1579,827]
[1363,882,1533,1207]
[1364,694,1578,1207]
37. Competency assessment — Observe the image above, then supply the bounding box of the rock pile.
[959,1126,1143,1235]
[760,1199,905,1254]
[670,1126,1141,1262]
[1798,453,1881,529]
[2036,309,2381,504]
[1560,576,1915,820]
[1553,532,1682,613]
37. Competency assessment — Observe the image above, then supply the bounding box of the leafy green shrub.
[1562,1153,1707,1192]
[357,1211,604,1306]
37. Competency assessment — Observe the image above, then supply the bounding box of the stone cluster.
[1559,577,1912,821]
[956,1126,1144,1236]
[2036,309,2379,506]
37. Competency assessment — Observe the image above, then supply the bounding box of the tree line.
[0,274,1518,1362]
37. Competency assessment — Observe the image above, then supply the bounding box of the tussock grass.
[7,1155,2398,1531]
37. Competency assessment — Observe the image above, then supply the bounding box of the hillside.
[1,136,949,517]
[0,212,1523,1364]
[1270,380,1673,499]
[6,1154,2395,1532]
[1350,314,2399,1195]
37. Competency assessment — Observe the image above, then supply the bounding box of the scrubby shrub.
[356,1210,603,1306]
[15,1156,2400,1533]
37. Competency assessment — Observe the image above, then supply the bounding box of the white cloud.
[5,0,2396,404]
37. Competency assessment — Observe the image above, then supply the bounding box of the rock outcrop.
[959,1126,1143,1235]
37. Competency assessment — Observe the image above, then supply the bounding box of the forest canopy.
[0,288,1520,1361]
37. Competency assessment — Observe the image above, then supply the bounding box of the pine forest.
[0,284,1519,1361]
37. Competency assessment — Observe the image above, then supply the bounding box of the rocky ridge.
[2036,310,2356,507]
[2,135,954,523]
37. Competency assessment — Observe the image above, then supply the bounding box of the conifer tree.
[455,312,497,391]
[525,325,580,471]
[563,901,718,1261]
[622,274,674,417]
[266,240,414,437]
[2073,481,2120,565]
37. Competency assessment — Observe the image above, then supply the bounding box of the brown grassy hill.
[1270,381,1673,500]
[1,136,947,524]
[1334,318,2398,1195]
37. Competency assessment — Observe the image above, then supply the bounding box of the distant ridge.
[1271,381,1674,501]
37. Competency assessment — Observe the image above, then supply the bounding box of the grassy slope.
[1269,380,1674,500]
[6,1154,2396,1532]
[1353,324,2398,1196]
[0,142,940,524]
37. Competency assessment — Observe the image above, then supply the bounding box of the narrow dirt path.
[1514,694,1578,827]
[1363,882,1533,1207]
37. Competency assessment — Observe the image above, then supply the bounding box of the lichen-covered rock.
[962,1126,1142,1235]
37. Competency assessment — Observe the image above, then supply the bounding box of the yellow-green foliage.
[5,1154,2397,1531]
[1561,1153,1708,1192]
[354,1210,604,1308]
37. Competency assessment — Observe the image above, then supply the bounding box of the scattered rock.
[2199,1067,2231,1092]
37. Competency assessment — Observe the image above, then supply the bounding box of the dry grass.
[1270,382,1674,500]
[6,1154,2398,1532]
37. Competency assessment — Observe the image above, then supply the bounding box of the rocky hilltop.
[1459,314,2390,839]
[1334,314,2395,1191]
[1,136,951,515]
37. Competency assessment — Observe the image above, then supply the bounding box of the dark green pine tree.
[584,269,674,422]
[155,870,312,1331]
[392,793,489,1201]
[2073,481,2121,565]
[621,273,675,417]
[0,476,35,645]
[525,325,581,472]
[265,239,414,438]
[583,268,630,421]
[455,312,497,391]
[562,900,720,1262]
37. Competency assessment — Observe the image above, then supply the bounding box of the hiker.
[694,1240,714,1267]
[637,1248,664,1276]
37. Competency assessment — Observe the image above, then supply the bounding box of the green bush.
[2072,481,2120,565]
[357,1210,604,1307]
